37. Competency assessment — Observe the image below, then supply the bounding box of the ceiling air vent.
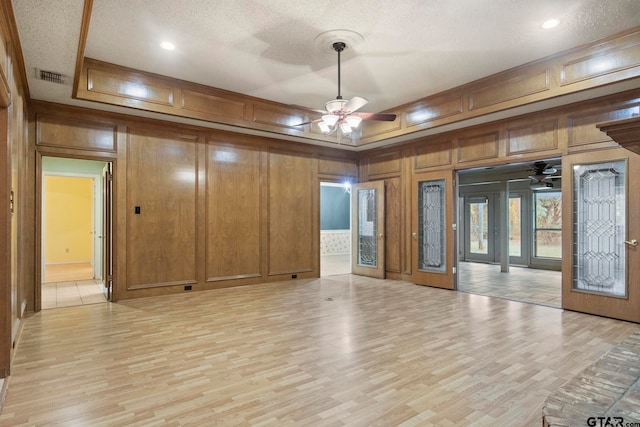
[36,69,65,84]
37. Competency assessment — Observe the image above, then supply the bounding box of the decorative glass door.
[412,171,456,289]
[562,149,640,323]
[351,181,385,278]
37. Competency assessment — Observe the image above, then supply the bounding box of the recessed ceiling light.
[160,41,175,50]
[542,19,560,29]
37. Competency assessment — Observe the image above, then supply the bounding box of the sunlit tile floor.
[320,257,561,307]
[458,261,562,307]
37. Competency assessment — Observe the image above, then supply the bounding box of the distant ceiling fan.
[529,161,561,189]
[295,41,396,138]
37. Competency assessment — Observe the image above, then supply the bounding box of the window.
[509,196,521,257]
[534,191,562,258]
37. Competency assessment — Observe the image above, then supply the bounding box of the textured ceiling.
[10,0,640,142]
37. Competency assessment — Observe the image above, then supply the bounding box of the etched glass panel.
[573,161,626,297]
[357,188,377,267]
[418,180,446,272]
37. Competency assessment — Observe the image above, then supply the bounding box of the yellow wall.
[45,176,93,263]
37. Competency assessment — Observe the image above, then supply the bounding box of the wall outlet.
[184,285,192,291]
[291,274,297,279]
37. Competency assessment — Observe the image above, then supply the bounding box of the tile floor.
[320,253,351,276]
[41,279,107,309]
[42,263,107,309]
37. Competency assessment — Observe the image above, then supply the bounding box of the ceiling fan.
[294,41,397,138]
[529,161,561,189]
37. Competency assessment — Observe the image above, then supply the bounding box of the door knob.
[412,232,417,240]
[378,233,384,239]
[624,239,638,247]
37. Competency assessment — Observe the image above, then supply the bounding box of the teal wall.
[320,185,350,230]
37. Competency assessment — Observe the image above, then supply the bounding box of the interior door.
[562,149,640,323]
[102,163,113,301]
[412,170,456,289]
[351,181,385,278]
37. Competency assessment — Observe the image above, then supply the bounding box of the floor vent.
[36,69,65,84]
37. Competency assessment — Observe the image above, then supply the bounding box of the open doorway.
[41,157,109,309]
[320,182,352,276]
[456,159,562,307]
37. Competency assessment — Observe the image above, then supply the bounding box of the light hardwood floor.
[1,275,637,426]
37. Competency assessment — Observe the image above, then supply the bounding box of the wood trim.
[77,58,318,141]
[127,279,198,290]
[597,116,640,155]
[36,113,118,152]
[73,28,640,147]
[0,0,29,99]
[0,65,10,108]
[71,0,93,99]
[206,273,261,282]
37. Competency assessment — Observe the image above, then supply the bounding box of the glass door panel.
[464,195,496,263]
[469,198,488,255]
[417,180,446,273]
[509,196,522,257]
[562,149,640,323]
[357,187,377,267]
[534,191,562,259]
[573,161,625,297]
[351,181,385,278]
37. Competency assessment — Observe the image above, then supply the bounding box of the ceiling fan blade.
[291,119,321,126]
[344,96,368,113]
[355,112,397,122]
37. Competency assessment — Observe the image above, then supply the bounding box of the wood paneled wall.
[30,101,357,301]
[206,143,262,282]
[74,28,640,147]
[126,129,199,289]
[359,89,640,279]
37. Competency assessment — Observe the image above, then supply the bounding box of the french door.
[462,193,528,265]
[412,171,456,289]
[562,149,640,322]
[351,181,385,278]
[464,195,495,263]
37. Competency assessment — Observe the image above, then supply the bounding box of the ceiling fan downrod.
[333,42,346,100]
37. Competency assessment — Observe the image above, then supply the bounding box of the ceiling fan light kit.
[295,31,397,141]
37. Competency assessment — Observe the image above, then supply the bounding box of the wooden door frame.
[35,153,117,311]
